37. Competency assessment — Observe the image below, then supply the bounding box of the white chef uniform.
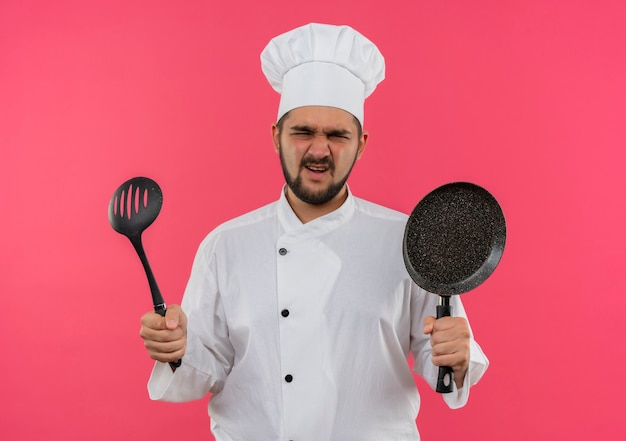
[148,187,489,440]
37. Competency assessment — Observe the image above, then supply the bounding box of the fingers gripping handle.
[155,307,182,369]
[436,296,454,393]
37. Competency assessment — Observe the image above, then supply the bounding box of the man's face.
[272,106,367,206]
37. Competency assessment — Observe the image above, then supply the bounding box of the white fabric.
[261,23,385,125]
[148,188,489,441]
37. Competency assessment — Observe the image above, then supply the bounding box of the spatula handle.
[129,235,165,307]
[435,297,454,393]
[130,235,181,369]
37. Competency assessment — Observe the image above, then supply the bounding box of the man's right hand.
[140,304,187,364]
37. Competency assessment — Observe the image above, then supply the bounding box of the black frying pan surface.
[403,182,506,296]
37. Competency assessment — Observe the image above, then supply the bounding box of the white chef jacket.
[148,187,489,441]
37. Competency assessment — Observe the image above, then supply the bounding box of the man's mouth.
[302,157,333,175]
[305,164,329,173]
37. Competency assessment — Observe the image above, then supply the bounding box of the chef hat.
[261,23,385,126]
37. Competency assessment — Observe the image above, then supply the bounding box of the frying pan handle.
[155,307,183,369]
[435,297,454,393]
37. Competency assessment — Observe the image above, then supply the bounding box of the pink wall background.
[2,0,625,439]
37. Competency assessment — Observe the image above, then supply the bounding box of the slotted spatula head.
[108,177,162,238]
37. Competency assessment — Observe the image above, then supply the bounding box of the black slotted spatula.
[108,176,181,368]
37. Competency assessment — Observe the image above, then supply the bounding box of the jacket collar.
[277,185,356,241]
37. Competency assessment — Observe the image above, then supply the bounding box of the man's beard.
[278,143,357,205]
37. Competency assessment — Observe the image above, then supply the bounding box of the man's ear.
[356,131,368,160]
[271,124,280,153]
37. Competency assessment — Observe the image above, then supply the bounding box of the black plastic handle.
[435,297,454,393]
[129,234,165,307]
[129,236,181,369]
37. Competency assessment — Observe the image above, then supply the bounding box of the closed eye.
[291,131,314,139]
[326,131,352,141]
[289,125,315,138]
[288,126,352,141]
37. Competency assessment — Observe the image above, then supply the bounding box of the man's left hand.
[423,316,470,389]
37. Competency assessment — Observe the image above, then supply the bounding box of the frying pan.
[403,182,506,393]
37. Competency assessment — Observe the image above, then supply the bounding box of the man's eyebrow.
[289,124,316,132]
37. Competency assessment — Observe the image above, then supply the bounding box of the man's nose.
[308,134,331,157]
